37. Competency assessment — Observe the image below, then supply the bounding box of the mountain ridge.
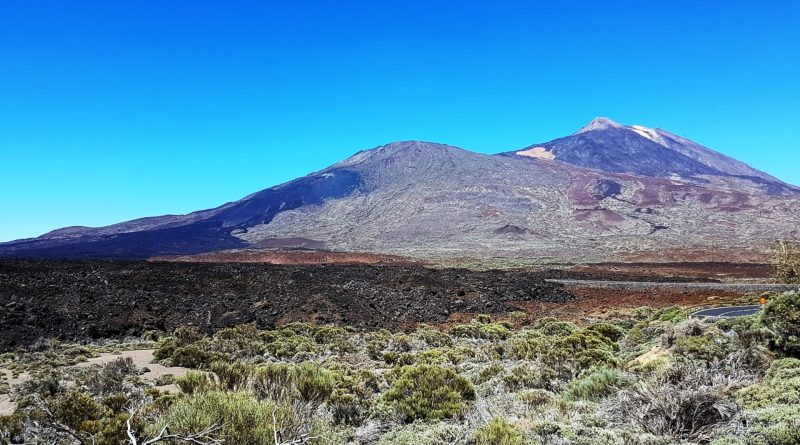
[2,118,799,261]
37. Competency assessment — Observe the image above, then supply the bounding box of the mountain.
[2,118,799,261]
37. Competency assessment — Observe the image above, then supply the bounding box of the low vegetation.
[2,291,800,444]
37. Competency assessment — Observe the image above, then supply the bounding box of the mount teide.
[3,118,799,261]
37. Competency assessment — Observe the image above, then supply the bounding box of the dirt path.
[0,370,30,416]
[0,349,188,416]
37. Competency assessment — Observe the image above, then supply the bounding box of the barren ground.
[0,259,774,351]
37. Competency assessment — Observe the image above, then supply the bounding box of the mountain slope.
[2,120,799,261]
[510,117,789,194]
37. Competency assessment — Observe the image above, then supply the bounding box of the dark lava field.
[0,260,571,349]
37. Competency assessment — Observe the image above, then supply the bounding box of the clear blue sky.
[1,1,799,242]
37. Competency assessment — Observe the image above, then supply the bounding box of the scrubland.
[2,292,800,445]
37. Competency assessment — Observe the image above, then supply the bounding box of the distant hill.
[3,117,799,261]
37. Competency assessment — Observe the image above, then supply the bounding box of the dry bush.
[604,363,747,443]
[772,240,800,283]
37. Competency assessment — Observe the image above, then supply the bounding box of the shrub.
[474,417,523,445]
[173,325,203,347]
[772,240,800,283]
[158,390,301,445]
[502,364,545,391]
[376,421,463,445]
[79,357,139,396]
[413,325,454,348]
[656,306,687,323]
[564,367,627,401]
[606,363,744,443]
[176,370,217,395]
[738,358,800,409]
[382,364,475,421]
[265,332,319,360]
[451,322,512,340]
[744,404,800,445]
[366,330,392,359]
[587,322,626,342]
[510,329,620,381]
[251,362,336,403]
[535,318,578,336]
[518,388,555,407]
[312,325,355,353]
[476,363,505,384]
[154,374,176,386]
[170,345,213,368]
[211,361,255,391]
[52,390,110,431]
[761,292,800,356]
[673,335,726,362]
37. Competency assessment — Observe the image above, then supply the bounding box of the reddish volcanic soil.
[621,247,771,264]
[150,249,424,266]
[444,287,758,327]
[568,262,773,280]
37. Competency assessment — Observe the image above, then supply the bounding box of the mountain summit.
[574,117,626,134]
[511,118,782,186]
[2,119,798,261]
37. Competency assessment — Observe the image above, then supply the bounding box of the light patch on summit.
[631,125,667,146]
[516,147,555,160]
[668,173,685,184]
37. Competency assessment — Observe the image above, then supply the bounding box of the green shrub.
[265,333,319,359]
[382,364,475,421]
[738,358,800,409]
[587,322,626,342]
[52,390,110,431]
[170,344,213,368]
[761,292,800,356]
[655,306,687,323]
[673,335,725,362]
[451,322,512,340]
[474,417,523,445]
[251,362,336,403]
[366,330,392,359]
[744,404,800,445]
[413,325,454,348]
[173,325,203,347]
[509,329,620,381]
[476,363,505,384]
[79,413,131,445]
[534,318,578,336]
[158,390,298,445]
[211,361,255,391]
[502,364,544,391]
[154,374,176,386]
[376,421,463,445]
[176,370,217,395]
[564,367,627,401]
[518,388,555,407]
[313,325,355,353]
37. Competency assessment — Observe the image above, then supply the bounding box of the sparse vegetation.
[3,293,800,444]
[772,240,800,283]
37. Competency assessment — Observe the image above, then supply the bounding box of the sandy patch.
[516,147,555,160]
[0,349,188,416]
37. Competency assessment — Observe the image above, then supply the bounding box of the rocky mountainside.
[2,118,799,261]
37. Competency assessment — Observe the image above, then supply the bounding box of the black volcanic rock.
[0,260,571,349]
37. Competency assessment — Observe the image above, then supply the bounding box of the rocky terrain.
[150,248,423,265]
[0,260,570,350]
[1,117,798,261]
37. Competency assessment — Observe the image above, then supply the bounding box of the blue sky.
[1,1,799,242]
